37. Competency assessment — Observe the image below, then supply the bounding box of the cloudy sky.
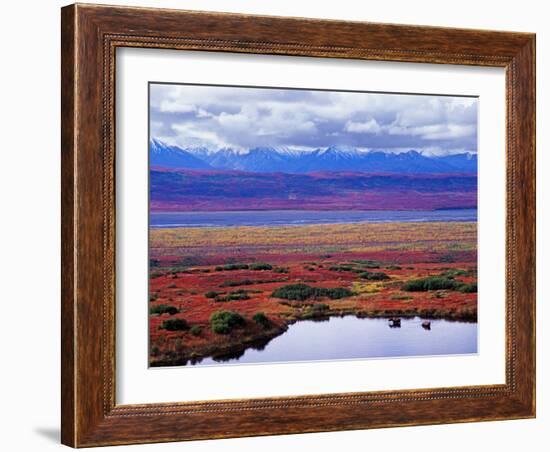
[149,83,478,155]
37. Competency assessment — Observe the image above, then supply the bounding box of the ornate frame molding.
[62,4,535,447]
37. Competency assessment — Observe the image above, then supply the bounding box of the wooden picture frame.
[61,3,535,447]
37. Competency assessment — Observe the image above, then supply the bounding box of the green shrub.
[205,291,220,299]
[272,284,313,300]
[402,276,459,292]
[215,263,249,271]
[324,287,355,299]
[252,312,271,328]
[190,325,202,336]
[250,263,273,271]
[274,267,289,273]
[359,271,390,281]
[215,291,251,302]
[351,259,381,268]
[220,279,254,287]
[149,304,179,315]
[160,318,189,331]
[386,265,402,270]
[272,284,353,301]
[210,311,246,334]
[458,282,477,293]
[329,265,356,272]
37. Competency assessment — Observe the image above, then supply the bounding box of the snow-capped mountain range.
[150,138,477,174]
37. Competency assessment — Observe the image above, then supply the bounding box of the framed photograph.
[61,4,536,447]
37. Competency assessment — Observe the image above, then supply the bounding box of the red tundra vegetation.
[149,221,477,366]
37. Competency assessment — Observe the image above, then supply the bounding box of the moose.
[388,317,401,328]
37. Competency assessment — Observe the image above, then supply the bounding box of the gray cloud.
[150,83,478,155]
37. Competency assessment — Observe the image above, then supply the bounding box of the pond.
[193,316,478,366]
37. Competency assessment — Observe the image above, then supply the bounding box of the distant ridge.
[150,139,477,174]
[150,168,477,212]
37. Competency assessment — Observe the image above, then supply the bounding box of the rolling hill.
[150,168,477,212]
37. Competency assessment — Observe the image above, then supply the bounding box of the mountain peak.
[320,145,359,155]
[149,138,477,174]
[149,139,212,170]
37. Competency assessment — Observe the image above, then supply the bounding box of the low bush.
[274,267,289,273]
[215,263,249,271]
[386,265,402,270]
[210,311,246,334]
[220,279,254,287]
[250,263,273,271]
[351,259,381,268]
[402,276,460,292]
[205,291,220,299]
[272,284,353,301]
[252,312,271,328]
[458,282,477,293]
[190,325,202,336]
[215,291,251,302]
[329,265,356,273]
[323,287,355,299]
[149,304,179,315]
[160,318,189,331]
[359,271,390,281]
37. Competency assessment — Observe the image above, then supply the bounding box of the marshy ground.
[149,221,477,367]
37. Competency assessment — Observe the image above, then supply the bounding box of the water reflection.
[193,316,478,366]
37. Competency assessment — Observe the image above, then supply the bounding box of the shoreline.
[150,307,477,367]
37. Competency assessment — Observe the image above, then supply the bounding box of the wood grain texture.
[61,3,536,447]
[60,5,76,447]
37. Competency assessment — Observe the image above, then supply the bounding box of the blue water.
[193,316,478,366]
[150,209,477,228]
